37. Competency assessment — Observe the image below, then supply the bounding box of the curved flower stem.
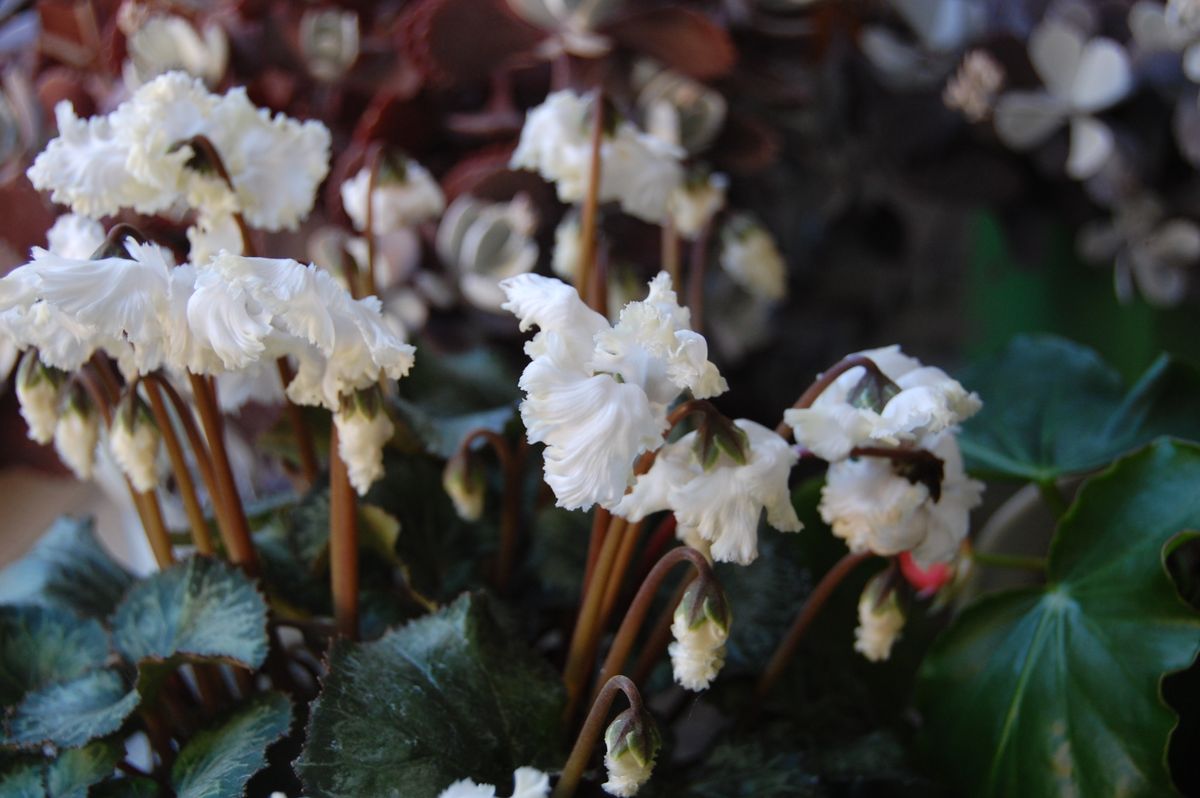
[275,359,319,486]
[775,355,891,437]
[146,375,222,528]
[144,379,214,555]
[553,675,645,798]
[577,89,605,312]
[363,142,385,297]
[684,219,711,334]
[187,373,257,572]
[753,551,873,705]
[329,424,359,640]
[563,516,627,723]
[457,428,521,594]
[631,574,691,686]
[594,546,715,702]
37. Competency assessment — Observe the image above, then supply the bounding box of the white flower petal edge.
[435,767,550,798]
[333,407,394,496]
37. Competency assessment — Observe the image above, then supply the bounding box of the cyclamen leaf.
[171,692,293,798]
[6,669,139,749]
[0,740,121,798]
[956,335,1200,481]
[111,556,269,670]
[918,439,1200,797]
[296,593,564,797]
[0,605,108,707]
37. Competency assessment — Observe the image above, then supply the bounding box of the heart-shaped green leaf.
[0,605,108,707]
[170,692,292,798]
[6,669,139,749]
[957,335,1200,481]
[918,439,1200,796]
[0,517,133,620]
[296,593,564,797]
[110,557,268,670]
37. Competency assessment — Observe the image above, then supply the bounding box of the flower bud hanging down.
[783,345,981,462]
[54,384,99,481]
[669,580,732,691]
[340,155,445,236]
[333,388,393,496]
[443,450,487,522]
[615,419,801,564]
[718,215,788,302]
[501,272,725,511]
[603,707,661,797]
[15,350,65,444]
[436,766,550,798]
[110,391,162,492]
[854,572,906,662]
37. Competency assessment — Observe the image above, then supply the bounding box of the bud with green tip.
[110,390,161,493]
[443,450,486,522]
[669,579,732,691]
[53,383,99,481]
[603,706,661,797]
[15,350,66,444]
[334,387,394,496]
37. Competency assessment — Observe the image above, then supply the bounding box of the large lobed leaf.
[957,335,1200,481]
[296,593,564,798]
[0,605,108,707]
[171,692,293,798]
[5,669,138,749]
[918,439,1200,796]
[0,740,121,797]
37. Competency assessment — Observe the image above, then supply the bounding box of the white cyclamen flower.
[123,14,229,88]
[437,195,538,311]
[668,582,731,691]
[820,431,983,566]
[511,90,684,224]
[603,709,659,797]
[854,574,906,662]
[992,20,1132,179]
[1128,0,1200,78]
[341,159,445,235]
[783,345,981,463]
[54,390,99,481]
[501,271,725,511]
[110,397,161,493]
[615,419,801,564]
[437,767,550,798]
[718,216,787,301]
[15,350,64,444]
[333,393,394,496]
[668,171,727,239]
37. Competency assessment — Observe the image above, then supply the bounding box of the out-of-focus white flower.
[54,386,99,480]
[437,766,551,798]
[333,389,393,495]
[634,60,728,154]
[668,581,731,691]
[15,350,64,444]
[668,172,727,239]
[437,195,538,311]
[718,216,787,301]
[341,158,445,235]
[551,213,583,280]
[603,708,659,797]
[501,272,725,510]
[298,8,360,82]
[820,431,984,565]
[784,345,981,462]
[46,214,105,259]
[615,419,801,564]
[443,450,486,521]
[1129,0,1200,77]
[122,14,228,89]
[511,90,684,225]
[854,573,905,662]
[110,394,161,492]
[943,50,1005,122]
[992,20,1132,179]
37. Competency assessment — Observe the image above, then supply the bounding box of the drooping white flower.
[443,451,486,521]
[854,574,905,662]
[437,195,538,311]
[341,159,445,235]
[603,708,659,797]
[333,390,393,496]
[1128,0,1200,77]
[436,767,551,798]
[634,60,728,154]
[668,171,727,239]
[501,272,726,510]
[511,90,684,224]
[783,345,981,462]
[668,581,731,691]
[819,431,984,565]
[122,14,229,89]
[718,216,787,301]
[110,395,161,493]
[992,20,1132,179]
[615,419,801,564]
[45,214,105,259]
[15,350,64,444]
[54,387,99,481]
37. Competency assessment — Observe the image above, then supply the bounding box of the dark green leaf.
[0,517,132,620]
[0,755,43,797]
[297,593,564,797]
[170,692,292,798]
[0,740,121,798]
[393,399,516,460]
[918,439,1200,796]
[957,335,1200,481]
[111,557,268,670]
[6,669,138,749]
[0,605,108,707]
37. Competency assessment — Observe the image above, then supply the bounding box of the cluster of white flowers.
[437,767,550,798]
[511,90,685,225]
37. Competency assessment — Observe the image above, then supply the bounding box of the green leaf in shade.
[0,754,43,797]
[957,335,1200,481]
[296,593,564,798]
[111,556,269,670]
[0,605,108,707]
[89,776,160,797]
[0,517,133,620]
[170,692,293,798]
[393,399,516,460]
[6,669,139,749]
[0,740,121,798]
[918,439,1200,797]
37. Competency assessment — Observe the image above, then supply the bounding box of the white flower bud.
[854,574,905,662]
[54,386,99,480]
[668,171,727,239]
[443,452,486,522]
[668,581,731,691]
[603,707,660,797]
[15,351,65,444]
[334,389,393,496]
[340,157,445,235]
[718,215,787,301]
[110,393,161,493]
